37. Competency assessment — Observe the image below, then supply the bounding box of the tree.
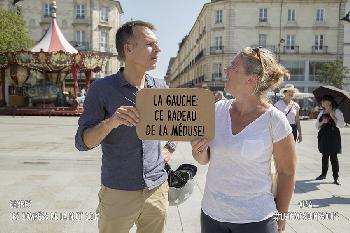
[0,8,33,52]
[316,61,349,88]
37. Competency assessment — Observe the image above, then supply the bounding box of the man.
[75,20,175,233]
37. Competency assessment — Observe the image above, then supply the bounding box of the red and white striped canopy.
[31,18,78,53]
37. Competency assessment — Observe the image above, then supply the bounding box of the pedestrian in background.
[191,47,297,233]
[274,84,302,143]
[315,95,345,185]
[214,91,227,102]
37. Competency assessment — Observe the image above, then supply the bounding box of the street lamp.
[277,38,285,62]
[273,38,285,103]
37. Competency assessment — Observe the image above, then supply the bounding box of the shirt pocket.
[241,139,265,160]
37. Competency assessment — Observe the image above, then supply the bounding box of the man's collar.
[114,67,129,87]
[116,67,155,88]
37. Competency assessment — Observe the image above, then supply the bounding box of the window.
[309,61,326,81]
[259,8,268,22]
[315,35,324,50]
[75,31,86,49]
[100,32,108,52]
[286,35,295,49]
[316,9,324,22]
[43,3,50,17]
[76,4,85,19]
[215,10,223,24]
[212,63,222,80]
[281,61,305,81]
[259,34,267,47]
[76,31,86,43]
[100,7,108,22]
[288,9,296,22]
[215,36,222,50]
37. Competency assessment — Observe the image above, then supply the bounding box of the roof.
[31,1,77,53]
[31,18,78,53]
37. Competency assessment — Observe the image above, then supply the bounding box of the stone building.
[167,0,347,94]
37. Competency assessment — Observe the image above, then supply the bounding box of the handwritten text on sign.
[136,89,215,141]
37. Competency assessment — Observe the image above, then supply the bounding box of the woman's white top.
[315,109,345,130]
[274,99,300,125]
[202,99,292,223]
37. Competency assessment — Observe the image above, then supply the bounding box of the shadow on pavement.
[295,179,336,193]
[295,179,350,208]
[308,195,350,208]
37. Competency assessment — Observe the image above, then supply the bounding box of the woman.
[191,47,297,233]
[315,95,345,185]
[274,84,302,142]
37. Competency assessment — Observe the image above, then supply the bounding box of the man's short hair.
[115,20,155,61]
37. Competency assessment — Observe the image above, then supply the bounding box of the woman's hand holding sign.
[190,138,210,165]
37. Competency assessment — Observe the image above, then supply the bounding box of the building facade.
[167,0,346,94]
[0,0,122,107]
[343,1,350,91]
[0,0,123,80]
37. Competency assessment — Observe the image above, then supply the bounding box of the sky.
[118,0,209,79]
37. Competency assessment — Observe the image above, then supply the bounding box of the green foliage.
[316,61,349,88]
[0,8,33,52]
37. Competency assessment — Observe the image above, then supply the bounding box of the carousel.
[0,1,109,116]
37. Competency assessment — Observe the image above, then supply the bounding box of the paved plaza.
[0,116,349,233]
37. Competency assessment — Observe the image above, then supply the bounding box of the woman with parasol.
[315,95,345,185]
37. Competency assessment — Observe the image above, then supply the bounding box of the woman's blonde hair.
[238,47,290,96]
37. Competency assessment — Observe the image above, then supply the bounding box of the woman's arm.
[273,133,297,232]
[332,109,345,128]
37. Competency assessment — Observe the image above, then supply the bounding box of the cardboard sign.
[136,88,215,141]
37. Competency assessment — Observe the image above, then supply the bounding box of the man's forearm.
[83,118,116,149]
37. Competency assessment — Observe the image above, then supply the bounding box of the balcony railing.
[194,75,205,85]
[99,45,114,53]
[195,50,204,61]
[76,15,85,19]
[40,16,51,25]
[283,45,299,54]
[70,41,90,51]
[212,73,222,81]
[210,46,224,54]
[251,45,276,53]
[312,46,328,54]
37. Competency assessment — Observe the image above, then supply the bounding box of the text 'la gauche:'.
[153,95,198,107]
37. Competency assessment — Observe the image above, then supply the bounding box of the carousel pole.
[84,70,92,91]
[0,68,6,106]
[71,64,80,108]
